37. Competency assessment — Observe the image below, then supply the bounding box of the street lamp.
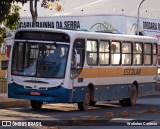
[137,0,145,35]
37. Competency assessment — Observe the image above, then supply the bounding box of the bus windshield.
[11,42,69,78]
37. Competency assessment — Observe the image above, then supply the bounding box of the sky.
[18,0,160,19]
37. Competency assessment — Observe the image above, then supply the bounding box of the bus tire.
[119,84,138,106]
[30,100,43,110]
[127,84,138,106]
[78,87,90,111]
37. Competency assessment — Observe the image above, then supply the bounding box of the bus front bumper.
[8,83,71,103]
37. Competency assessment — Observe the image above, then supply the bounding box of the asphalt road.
[0,94,160,129]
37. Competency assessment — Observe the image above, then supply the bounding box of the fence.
[0,76,7,93]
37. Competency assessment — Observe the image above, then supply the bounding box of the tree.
[0,1,21,46]
[0,1,11,24]
[0,25,6,47]
[12,0,62,27]
[0,0,26,46]
[0,0,27,23]
[0,0,63,26]
[31,0,62,27]
[5,5,21,31]
[0,0,63,46]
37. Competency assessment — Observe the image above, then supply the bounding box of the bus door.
[70,39,85,102]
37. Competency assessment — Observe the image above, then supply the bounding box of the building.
[0,53,8,71]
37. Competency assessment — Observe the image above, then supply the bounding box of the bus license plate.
[30,92,41,96]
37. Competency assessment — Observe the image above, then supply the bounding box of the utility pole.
[137,0,145,35]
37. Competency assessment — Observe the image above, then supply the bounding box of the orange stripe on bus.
[77,67,157,78]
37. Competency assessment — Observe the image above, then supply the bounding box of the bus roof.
[15,28,158,43]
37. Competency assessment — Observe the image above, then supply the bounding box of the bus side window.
[153,43,157,65]
[87,53,94,64]
[111,41,120,65]
[133,43,143,65]
[86,40,98,65]
[122,42,132,65]
[99,40,109,65]
[144,43,152,65]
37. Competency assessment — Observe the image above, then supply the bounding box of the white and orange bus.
[7,28,158,110]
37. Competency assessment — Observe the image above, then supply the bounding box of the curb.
[0,100,30,108]
[0,94,30,108]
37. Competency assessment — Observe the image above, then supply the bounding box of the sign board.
[5,14,160,45]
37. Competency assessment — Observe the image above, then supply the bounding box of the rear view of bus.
[8,28,72,110]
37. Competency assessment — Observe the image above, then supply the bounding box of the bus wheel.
[30,100,43,110]
[119,85,138,106]
[128,84,138,106]
[78,87,90,111]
